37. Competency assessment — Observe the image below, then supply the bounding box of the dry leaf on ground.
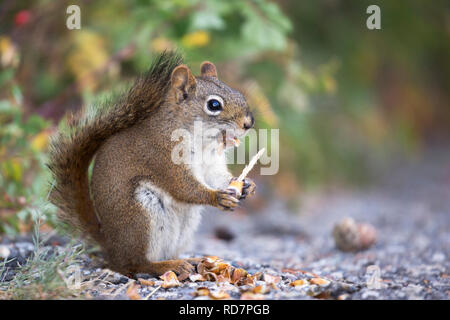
[310,277,330,286]
[138,278,155,286]
[240,292,266,300]
[126,282,141,300]
[290,279,308,287]
[160,271,180,288]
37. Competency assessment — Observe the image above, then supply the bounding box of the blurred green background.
[0,0,449,235]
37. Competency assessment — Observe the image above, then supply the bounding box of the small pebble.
[333,217,377,252]
[0,245,11,259]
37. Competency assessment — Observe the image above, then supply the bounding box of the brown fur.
[47,52,254,276]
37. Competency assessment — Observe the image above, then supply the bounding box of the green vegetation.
[0,215,86,299]
[1,0,449,233]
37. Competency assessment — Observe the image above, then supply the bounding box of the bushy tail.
[47,51,183,243]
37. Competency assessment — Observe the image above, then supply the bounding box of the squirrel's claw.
[217,189,240,211]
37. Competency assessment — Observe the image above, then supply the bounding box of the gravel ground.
[1,150,449,299]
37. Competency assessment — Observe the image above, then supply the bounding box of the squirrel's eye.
[204,95,224,116]
[208,99,221,111]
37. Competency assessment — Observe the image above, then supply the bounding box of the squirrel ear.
[171,65,196,101]
[200,61,218,78]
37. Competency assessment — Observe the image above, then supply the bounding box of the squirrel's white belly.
[135,181,202,261]
[190,147,231,190]
[134,148,230,261]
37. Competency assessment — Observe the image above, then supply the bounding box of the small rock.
[431,252,445,263]
[0,245,11,259]
[214,226,235,242]
[361,290,380,299]
[333,217,377,252]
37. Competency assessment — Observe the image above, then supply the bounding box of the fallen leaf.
[253,284,270,294]
[205,272,218,281]
[219,265,232,280]
[209,290,230,300]
[216,262,231,274]
[240,292,265,300]
[282,268,319,277]
[189,273,206,282]
[241,274,257,286]
[138,278,155,286]
[231,268,248,284]
[263,273,281,285]
[290,279,308,287]
[197,261,207,275]
[126,282,141,300]
[216,275,229,283]
[193,287,210,297]
[160,271,180,288]
[203,256,221,269]
[310,277,330,286]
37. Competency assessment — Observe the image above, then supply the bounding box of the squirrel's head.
[169,61,254,148]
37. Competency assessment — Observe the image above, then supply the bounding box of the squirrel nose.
[243,112,254,130]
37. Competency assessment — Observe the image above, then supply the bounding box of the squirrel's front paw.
[240,178,256,199]
[228,177,256,200]
[216,189,240,211]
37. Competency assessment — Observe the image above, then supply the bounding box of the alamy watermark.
[66,5,81,30]
[171,121,279,176]
[366,5,381,30]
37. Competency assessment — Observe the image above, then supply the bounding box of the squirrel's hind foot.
[126,259,196,280]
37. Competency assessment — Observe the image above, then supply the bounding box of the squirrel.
[47,52,256,278]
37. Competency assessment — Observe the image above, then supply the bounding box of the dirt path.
[1,149,449,299]
[192,148,449,299]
